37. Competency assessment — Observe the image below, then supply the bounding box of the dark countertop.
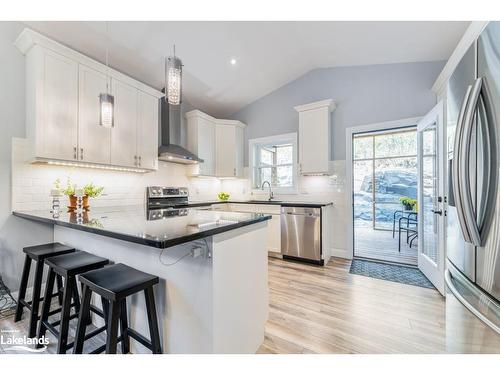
[12,206,271,249]
[179,200,334,208]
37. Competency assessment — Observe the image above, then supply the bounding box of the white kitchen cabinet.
[186,110,216,176]
[137,91,159,170]
[215,120,245,178]
[110,79,138,168]
[25,46,79,161]
[185,110,245,178]
[267,214,282,254]
[16,28,163,171]
[294,99,336,175]
[78,64,111,164]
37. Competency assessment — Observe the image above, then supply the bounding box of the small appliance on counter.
[146,186,190,221]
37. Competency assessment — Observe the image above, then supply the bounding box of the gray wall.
[0,22,53,293]
[231,61,445,165]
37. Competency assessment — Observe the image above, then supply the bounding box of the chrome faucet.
[261,181,274,201]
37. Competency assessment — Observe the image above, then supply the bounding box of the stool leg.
[82,282,92,325]
[73,285,92,354]
[119,299,130,354]
[105,301,121,354]
[36,268,55,348]
[101,296,109,330]
[144,287,161,354]
[71,280,81,315]
[14,255,31,322]
[28,260,44,338]
[57,276,75,354]
[56,275,64,306]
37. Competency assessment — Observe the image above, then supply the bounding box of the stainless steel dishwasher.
[281,206,322,264]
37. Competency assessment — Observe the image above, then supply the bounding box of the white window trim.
[249,132,298,194]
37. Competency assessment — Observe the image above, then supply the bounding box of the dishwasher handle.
[281,206,320,217]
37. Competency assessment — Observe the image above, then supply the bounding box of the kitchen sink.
[246,200,282,203]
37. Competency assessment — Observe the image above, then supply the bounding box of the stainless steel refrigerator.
[446,21,500,335]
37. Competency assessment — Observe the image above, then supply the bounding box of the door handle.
[431,209,442,216]
[73,146,77,160]
[80,148,84,160]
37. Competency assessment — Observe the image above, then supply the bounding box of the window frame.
[249,132,298,194]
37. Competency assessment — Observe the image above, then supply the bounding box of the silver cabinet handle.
[80,147,84,160]
[460,77,483,246]
[73,146,77,160]
[139,156,142,166]
[452,84,472,243]
[233,168,236,176]
[134,155,138,166]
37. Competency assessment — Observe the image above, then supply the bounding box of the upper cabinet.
[215,120,245,178]
[186,110,245,178]
[15,28,163,171]
[186,110,216,176]
[26,47,79,161]
[294,99,336,175]
[78,64,111,164]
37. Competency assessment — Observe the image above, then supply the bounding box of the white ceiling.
[23,21,469,117]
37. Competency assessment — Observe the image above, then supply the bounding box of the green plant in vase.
[399,196,417,211]
[54,178,104,211]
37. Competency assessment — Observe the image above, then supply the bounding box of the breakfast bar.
[13,207,271,354]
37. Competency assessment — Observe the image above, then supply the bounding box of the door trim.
[346,116,422,260]
[417,101,446,295]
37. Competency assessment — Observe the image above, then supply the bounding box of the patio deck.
[354,226,418,266]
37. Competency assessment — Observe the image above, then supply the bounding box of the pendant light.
[99,21,114,128]
[165,45,183,105]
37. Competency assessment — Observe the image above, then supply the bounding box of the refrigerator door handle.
[460,77,485,247]
[476,77,498,241]
[452,84,473,243]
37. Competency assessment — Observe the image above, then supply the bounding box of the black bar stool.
[14,242,75,338]
[73,263,162,354]
[36,251,109,353]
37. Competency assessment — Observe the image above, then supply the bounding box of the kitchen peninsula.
[13,206,271,354]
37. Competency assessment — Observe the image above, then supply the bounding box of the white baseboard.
[330,247,352,260]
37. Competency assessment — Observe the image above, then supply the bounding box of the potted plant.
[54,178,104,211]
[399,196,417,211]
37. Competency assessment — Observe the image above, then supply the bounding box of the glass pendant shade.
[166,56,182,105]
[99,93,114,128]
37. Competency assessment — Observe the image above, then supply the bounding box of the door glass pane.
[421,124,438,264]
[353,136,373,160]
[374,157,418,229]
[353,160,373,228]
[375,131,417,158]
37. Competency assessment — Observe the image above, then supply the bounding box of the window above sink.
[249,132,298,194]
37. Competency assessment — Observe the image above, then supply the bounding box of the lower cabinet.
[223,203,281,254]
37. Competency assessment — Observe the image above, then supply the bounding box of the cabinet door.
[78,64,111,164]
[267,214,282,253]
[234,126,244,178]
[198,118,216,176]
[111,79,138,167]
[39,48,78,160]
[137,90,159,170]
[216,125,236,177]
[299,109,329,174]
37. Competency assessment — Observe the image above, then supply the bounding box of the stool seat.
[45,251,108,277]
[23,242,75,260]
[80,264,159,301]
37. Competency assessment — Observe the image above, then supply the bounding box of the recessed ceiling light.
[230,58,237,65]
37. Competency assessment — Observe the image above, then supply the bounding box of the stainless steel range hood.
[158,98,203,164]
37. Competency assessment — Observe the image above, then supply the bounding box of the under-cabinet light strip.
[44,160,147,173]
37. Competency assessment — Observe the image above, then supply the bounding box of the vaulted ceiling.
[23,21,469,117]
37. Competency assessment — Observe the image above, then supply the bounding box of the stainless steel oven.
[281,206,321,264]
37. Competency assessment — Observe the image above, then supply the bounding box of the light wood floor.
[354,226,418,265]
[2,257,448,354]
[257,257,446,354]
